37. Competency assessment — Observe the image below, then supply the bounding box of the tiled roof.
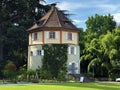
[28,4,78,31]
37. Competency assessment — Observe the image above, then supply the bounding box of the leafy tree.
[0,0,50,76]
[80,14,117,78]
[99,29,120,78]
[86,14,116,35]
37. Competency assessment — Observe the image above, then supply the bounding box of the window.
[34,33,38,40]
[68,62,76,74]
[32,32,38,41]
[49,32,55,39]
[31,50,44,56]
[69,62,79,74]
[68,46,76,55]
[30,51,33,56]
[68,32,72,40]
[64,21,69,25]
[71,47,75,54]
[37,50,41,55]
[66,32,74,40]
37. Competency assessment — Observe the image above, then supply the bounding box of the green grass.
[0,83,120,90]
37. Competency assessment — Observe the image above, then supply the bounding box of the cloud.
[96,4,120,12]
[57,0,120,13]
[57,1,86,11]
[73,19,85,23]
[113,13,120,23]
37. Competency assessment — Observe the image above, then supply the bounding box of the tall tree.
[0,0,50,72]
[80,14,117,77]
[86,14,116,35]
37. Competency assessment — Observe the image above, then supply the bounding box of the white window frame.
[68,46,77,55]
[31,50,44,56]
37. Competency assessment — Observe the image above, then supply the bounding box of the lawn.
[0,83,120,90]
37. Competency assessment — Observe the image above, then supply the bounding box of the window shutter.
[75,63,79,68]
[55,32,58,39]
[69,62,72,69]
[68,47,71,54]
[74,47,77,55]
[69,62,72,66]
[41,50,44,56]
[46,32,49,39]
[72,33,74,40]
[33,50,37,56]
[37,32,39,40]
[66,32,68,40]
[32,33,34,40]
[75,63,79,74]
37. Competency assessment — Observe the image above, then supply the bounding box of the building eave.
[27,27,80,33]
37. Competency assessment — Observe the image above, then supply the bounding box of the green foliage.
[86,14,116,35]
[3,61,17,79]
[40,69,52,79]
[80,14,120,78]
[57,70,67,81]
[42,44,68,78]
[0,0,50,77]
[27,69,36,76]
[17,65,27,81]
[26,69,36,81]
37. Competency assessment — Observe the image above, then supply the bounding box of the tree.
[86,14,116,35]
[80,14,117,77]
[100,29,120,78]
[0,0,50,67]
[0,0,50,77]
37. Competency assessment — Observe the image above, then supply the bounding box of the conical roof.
[28,4,78,31]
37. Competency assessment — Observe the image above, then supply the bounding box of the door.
[71,63,75,74]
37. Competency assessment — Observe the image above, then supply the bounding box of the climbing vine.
[42,44,68,78]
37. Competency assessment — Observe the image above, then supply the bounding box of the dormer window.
[64,21,69,25]
[49,32,55,39]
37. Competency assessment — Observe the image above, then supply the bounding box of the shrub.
[27,69,36,81]
[18,66,27,81]
[40,70,52,79]
[31,79,39,83]
[57,70,67,81]
[3,61,17,80]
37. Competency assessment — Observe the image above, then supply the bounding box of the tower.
[27,4,80,74]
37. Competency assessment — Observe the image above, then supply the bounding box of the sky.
[45,0,120,30]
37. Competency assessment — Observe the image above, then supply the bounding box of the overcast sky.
[45,0,120,30]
